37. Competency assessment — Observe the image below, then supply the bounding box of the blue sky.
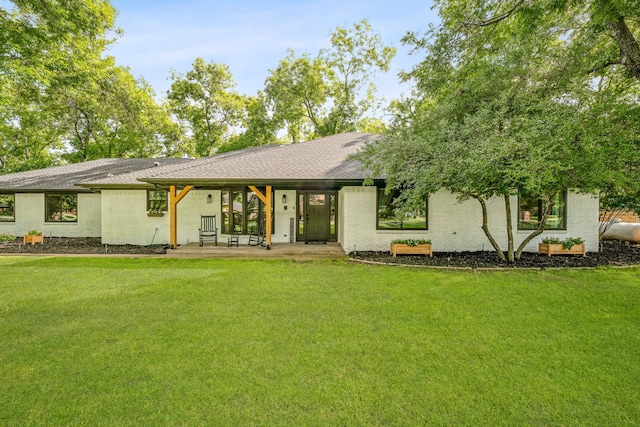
[106,0,439,101]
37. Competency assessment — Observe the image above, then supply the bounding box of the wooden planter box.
[23,234,44,245]
[390,243,432,257]
[538,243,586,257]
[147,213,165,217]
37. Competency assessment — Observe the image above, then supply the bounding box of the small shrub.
[0,233,15,242]
[27,230,43,236]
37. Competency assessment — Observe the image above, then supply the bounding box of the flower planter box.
[390,243,432,257]
[147,213,165,217]
[23,234,44,245]
[538,243,586,257]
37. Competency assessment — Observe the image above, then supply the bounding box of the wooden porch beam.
[248,185,272,249]
[169,184,194,249]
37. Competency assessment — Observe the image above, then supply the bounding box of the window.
[518,191,566,230]
[46,193,77,222]
[147,190,168,212]
[0,193,15,222]
[221,187,273,234]
[377,189,428,230]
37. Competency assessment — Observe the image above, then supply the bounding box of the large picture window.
[221,187,273,234]
[147,190,168,212]
[46,193,77,222]
[377,189,428,230]
[0,193,15,222]
[518,191,566,230]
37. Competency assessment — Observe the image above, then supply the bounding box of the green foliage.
[168,58,247,157]
[27,229,42,235]
[358,0,640,261]
[265,19,396,142]
[0,233,15,242]
[542,236,584,250]
[0,0,180,172]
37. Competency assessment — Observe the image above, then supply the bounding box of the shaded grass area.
[1,257,639,425]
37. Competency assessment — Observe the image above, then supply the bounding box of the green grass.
[1,257,639,425]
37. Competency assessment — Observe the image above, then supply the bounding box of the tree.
[264,51,329,143]
[358,0,640,261]
[168,58,246,157]
[219,91,280,153]
[61,60,181,162]
[1,0,181,171]
[0,0,119,171]
[265,19,396,142]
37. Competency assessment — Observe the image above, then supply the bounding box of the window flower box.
[147,212,165,217]
[538,237,585,257]
[390,239,432,257]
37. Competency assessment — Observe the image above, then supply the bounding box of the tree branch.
[463,0,525,28]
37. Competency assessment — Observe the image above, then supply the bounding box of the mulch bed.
[352,240,640,269]
[0,237,166,255]
[1,237,639,268]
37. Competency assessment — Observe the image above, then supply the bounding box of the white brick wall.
[340,187,599,254]
[101,188,296,246]
[0,192,101,238]
[2,186,598,253]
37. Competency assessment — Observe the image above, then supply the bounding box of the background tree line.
[1,0,396,171]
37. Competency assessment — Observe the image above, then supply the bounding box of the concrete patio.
[166,242,347,260]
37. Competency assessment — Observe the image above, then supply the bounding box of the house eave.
[138,177,367,189]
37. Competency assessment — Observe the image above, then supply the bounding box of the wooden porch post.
[169,184,194,249]
[248,185,272,249]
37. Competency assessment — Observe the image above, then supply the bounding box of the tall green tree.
[265,19,396,142]
[168,58,246,157]
[1,0,180,171]
[61,61,180,162]
[358,0,640,261]
[0,0,118,171]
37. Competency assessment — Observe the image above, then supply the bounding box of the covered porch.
[166,241,346,260]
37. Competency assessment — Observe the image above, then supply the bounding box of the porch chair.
[199,215,218,246]
[247,222,265,246]
[227,231,240,247]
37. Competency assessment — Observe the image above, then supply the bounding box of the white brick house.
[0,133,599,253]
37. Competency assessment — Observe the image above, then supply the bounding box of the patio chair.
[199,215,218,246]
[247,223,265,246]
[227,232,239,247]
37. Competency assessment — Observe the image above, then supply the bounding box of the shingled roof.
[0,133,381,191]
[0,158,191,192]
[139,132,380,186]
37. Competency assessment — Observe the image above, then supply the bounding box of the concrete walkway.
[166,242,347,260]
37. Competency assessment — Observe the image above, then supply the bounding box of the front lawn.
[1,257,639,425]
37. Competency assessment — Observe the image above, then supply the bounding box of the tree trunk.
[504,194,514,262]
[515,196,555,259]
[601,0,640,80]
[475,195,506,261]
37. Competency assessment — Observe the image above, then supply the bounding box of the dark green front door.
[298,191,336,242]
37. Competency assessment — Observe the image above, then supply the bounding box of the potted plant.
[538,237,586,257]
[390,239,432,257]
[23,229,44,245]
[147,202,165,217]
[0,233,15,244]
